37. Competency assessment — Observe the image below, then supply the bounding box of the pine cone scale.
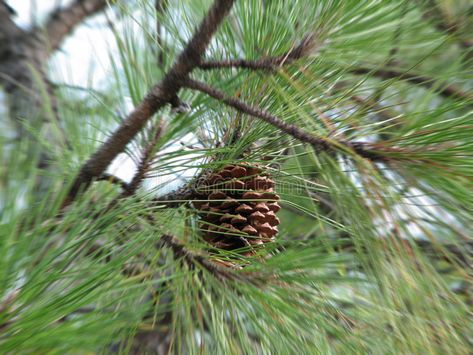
[196,164,281,254]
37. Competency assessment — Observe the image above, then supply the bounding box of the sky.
[6,1,200,189]
[9,0,115,87]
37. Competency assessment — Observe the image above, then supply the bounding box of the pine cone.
[194,164,280,255]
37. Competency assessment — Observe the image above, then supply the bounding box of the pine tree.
[1,0,472,353]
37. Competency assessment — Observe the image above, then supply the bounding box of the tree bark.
[0,0,108,193]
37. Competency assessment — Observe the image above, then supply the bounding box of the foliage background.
[0,0,472,353]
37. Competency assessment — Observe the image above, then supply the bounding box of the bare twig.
[66,0,236,204]
[183,78,387,161]
[45,0,109,52]
[123,121,165,196]
[199,33,318,70]
[97,173,130,191]
[351,67,473,102]
[152,186,199,207]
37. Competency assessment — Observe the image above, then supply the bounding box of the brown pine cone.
[194,164,280,255]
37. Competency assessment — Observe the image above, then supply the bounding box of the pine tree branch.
[44,0,109,52]
[351,67,473,102]
[66,0,236,204]
[414,239,473,269]
[97,173,130,191]
[152,186,199,207]
[198,33,318,70]
[199,34,315,70]
[0,1,22,43]
[350,95,403,140]
[123,121,165,197]
[183,78,387,162]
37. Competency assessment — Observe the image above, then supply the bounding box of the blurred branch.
[122,121,165,197]
[155,0,169,68]
[420,0,472,50]
[351,67,473,102]
[199,33,318,70]
[44,0,109,52]
[184,78,387,162]
[338,236,473,269]
[97,173,130,191]
[66,0,237,204]
[350,95,400,124]
[0,1,22,42]
[414,239,473,269]
[152,186,198,207]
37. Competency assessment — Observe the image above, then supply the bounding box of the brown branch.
[0,1,23,42]
[44,0,108,52]
[152,186,199,207]
[66,0,236,204]
[97,173,130,191]
[184,78,387,162]
[123,121,165,197]
[351,67,473,102]
[199,33,318,70]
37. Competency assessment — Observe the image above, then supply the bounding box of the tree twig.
[66,0,236,204]
[183,78,387,161]
[155,0,169,69]
[152,186,199,207]
[123,121,165,197]
[0,1,22,41]
[97,173,130,191]
[351,67,473,102]
[45,0,109,52]
[198,33,318,70]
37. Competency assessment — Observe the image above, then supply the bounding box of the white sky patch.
[107,131,204,196]
[8,0,64,29]
[50,20,116,87]
[8,1,114,88]
[7,2,154,188]
[107,152,137,183]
